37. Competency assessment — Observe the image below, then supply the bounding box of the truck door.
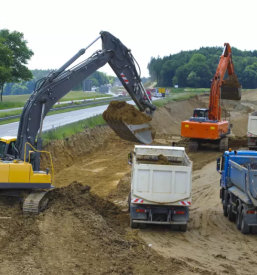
[221,155,226,186]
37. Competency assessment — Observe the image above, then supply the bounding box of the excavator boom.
[14,31,155,168]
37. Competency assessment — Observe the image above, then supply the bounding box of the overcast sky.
[1,0,256,77]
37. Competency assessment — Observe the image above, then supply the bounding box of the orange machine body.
[181,120,229,140]
[181,43,235,142]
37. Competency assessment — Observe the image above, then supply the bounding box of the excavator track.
[106,120,153,144]
[23,190,51,215]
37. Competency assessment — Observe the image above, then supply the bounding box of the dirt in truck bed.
[2,90,257,274]
[103,101,152,125]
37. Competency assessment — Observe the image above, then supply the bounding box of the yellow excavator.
[0,31,156,214]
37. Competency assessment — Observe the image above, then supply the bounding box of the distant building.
[82,79,92,91]
[99,85,110,94]
[114,78,122,87]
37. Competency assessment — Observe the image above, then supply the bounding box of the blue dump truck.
[217,150,257,234]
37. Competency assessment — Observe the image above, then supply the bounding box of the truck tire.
[236,205,241,230]
[227,203,236,221]
[241,209,250,234]
[128,192,131,212]
[171,225,180,231]
[223,200,228,217]
[130,216,138,229]
[250,226,257,234]
[180,224,187,232]
[139,223,147,229]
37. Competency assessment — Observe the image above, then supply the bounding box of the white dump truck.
[247,111,257,150]
[129,145,192,231]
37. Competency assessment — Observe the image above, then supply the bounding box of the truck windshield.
[0,141,6,158]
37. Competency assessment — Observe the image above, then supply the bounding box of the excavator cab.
[0,137,17,159]
[193,109,209,118]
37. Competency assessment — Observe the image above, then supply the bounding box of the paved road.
[0,99,136,137]
[0,96,113,113]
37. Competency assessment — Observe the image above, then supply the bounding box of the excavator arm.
[208,43,240,121]
[15,31,155,167]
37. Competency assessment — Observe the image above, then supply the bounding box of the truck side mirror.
[217,158,221,171]
[230,124,233,129]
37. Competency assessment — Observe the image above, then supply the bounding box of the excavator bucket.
[106,120,154,144]
[221,75,241,100]
[221,86,241,100]
[103,101,155,144]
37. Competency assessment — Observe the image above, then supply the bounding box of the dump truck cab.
[0,136,17,159]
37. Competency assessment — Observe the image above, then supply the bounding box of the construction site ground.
[0,90,257,274]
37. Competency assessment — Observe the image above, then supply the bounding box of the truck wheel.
[128,192,131,212]
[227,203,236,221]
[236,205,241,230]
[241,209,250,234]
[223,200,228,217]
[180,224,187,232]
[130,216,138,229]
[139,223,147,229]
[250,226,257,234]
[171,225,180,231]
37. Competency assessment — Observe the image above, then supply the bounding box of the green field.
[153,88,208,108]
[42,115,106,145]
[0,91,111,110]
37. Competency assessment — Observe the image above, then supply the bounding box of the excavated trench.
[0,91,256,274]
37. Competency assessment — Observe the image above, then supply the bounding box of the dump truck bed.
[131,145,192,206]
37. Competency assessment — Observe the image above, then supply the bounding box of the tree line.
[3,70,115,95]
[0,28,117,99]
[148,47,257,89]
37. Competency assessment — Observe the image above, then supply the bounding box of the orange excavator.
[181,43,241,151]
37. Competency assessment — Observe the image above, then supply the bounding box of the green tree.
[11,83,29,95]
[0,37,13,100]
[0,29,34,101]
[91,78,99,87]
[187,71,200,87]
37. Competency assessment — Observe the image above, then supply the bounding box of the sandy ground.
[141,161,257,275]
[1,90,257,274]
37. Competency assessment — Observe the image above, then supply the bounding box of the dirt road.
[141,161,257,275]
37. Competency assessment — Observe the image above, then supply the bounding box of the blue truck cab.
[217,150,257,234]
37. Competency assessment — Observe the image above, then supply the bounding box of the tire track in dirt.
[140,161,257,275]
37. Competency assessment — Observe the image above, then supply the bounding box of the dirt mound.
[156,154,171,165]
[41,125,112,173]
[222,74,241,88]
[0,182,183,275]
[103,101,152,125]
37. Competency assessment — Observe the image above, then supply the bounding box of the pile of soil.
[0,182,183,275]
[103,101,152,125]
[222,74,241,88]
[156,154,171,165]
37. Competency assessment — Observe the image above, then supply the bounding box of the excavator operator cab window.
[0,141,6,158]
[7,141,15,156]
[193,109,208,118]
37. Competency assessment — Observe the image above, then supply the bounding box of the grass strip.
[42,114,106,145]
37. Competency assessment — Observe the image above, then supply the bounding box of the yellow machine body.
[0,137,53,189]
[0,136,17,144]
[0,161,51,189]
